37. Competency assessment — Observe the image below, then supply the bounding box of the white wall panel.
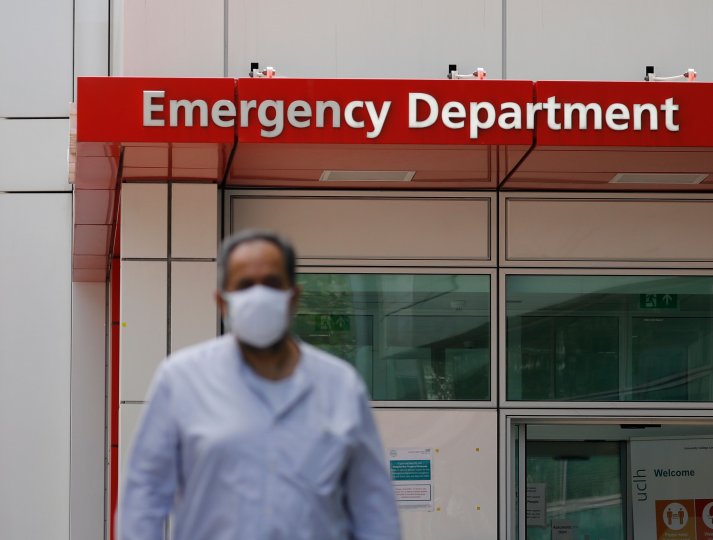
[0,119,70,191]
[74,0,110,96]
[507,0,713,81]
[118,403,143,483]
[172,184,218,259]
[0,193,71,540]
[228,0,502,79]
[335,0,502,79]
[374,409,498,540]
[110,0,125,75]
[230,191,495,265]
[170,262,218,353]
[502,194,713,267]
[71,282,106,540]
[119,0,223,76]
[120,261,167,401]
[0,0,73,116]
[121,183,168,259]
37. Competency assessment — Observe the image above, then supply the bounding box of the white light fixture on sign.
[319,170,415,182]
[447,64,487,80]
[645,65,697,82]
[610,173,707,184]
[249,62,277,78]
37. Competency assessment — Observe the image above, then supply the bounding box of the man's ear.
[290,285,302,314]
[215,290,227,317]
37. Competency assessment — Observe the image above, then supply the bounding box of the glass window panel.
[295,273,490,400]
[526,442,624,540]
[631,317,713,401]
[507,275,713,402]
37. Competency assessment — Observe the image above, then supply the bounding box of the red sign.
[696,499,713,539]
[535,81,713,147]
[235,78,534,145]
[77,77,236,144]
[76,77,713,147]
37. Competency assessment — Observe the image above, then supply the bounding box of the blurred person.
[117,229,401,540]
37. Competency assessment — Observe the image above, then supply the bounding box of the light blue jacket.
[117,335,401,540]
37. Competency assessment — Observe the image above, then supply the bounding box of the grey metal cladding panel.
[504,196,713,264]
[0,0,73,116]
[232,194,493,262]
[506,0,713,82]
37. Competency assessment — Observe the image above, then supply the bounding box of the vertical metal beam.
[518,423,527,540]
[502,0,508,80]
[223,0,229,77]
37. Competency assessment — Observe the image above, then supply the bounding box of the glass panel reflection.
[295,274,490,400]
[526,442,624,540]
[507,275,713,402]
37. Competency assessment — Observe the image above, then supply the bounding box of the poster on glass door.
[630,438,713,540]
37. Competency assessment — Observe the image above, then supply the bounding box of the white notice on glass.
[630,437,713,540]
[388,448,434,511]
[551,520,576,540]
[527,483,547,527]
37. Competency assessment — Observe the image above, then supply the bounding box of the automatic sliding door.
[525,441,625,540]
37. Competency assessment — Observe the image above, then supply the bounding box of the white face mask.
[223,284,292,348]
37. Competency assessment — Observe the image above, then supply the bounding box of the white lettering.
[258,100,284,137]
[169,99,209,127]
[605,103,629,131]
[661,97,680,131]
[239,100,257,128]
[316,101,340,128]
[469,102,496,139]
[211,99,236,128]
[633,103,658,131]
[345,101,365,129]
[287,100,312,128]
[143,90,165,127]
[148,93,680,138]
[409,93,438,128]
[563,103,602,130]
[442,101,466,129]
[526,102,543,129]
[365,101,391,139]
[499,102,522,130]
[543,96,562,130]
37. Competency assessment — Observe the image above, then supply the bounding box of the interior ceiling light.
[319,170,415,182]
[610,173,708,185]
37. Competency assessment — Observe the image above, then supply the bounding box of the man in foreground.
[118,229,401,540]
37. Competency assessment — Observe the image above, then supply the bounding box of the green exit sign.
[639,294,678,309]
[314,314,351,332]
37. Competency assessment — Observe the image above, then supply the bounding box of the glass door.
[525,441,625,540]
[508,420,713,540]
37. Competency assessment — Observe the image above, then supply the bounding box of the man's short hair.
[217,229,297,290]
